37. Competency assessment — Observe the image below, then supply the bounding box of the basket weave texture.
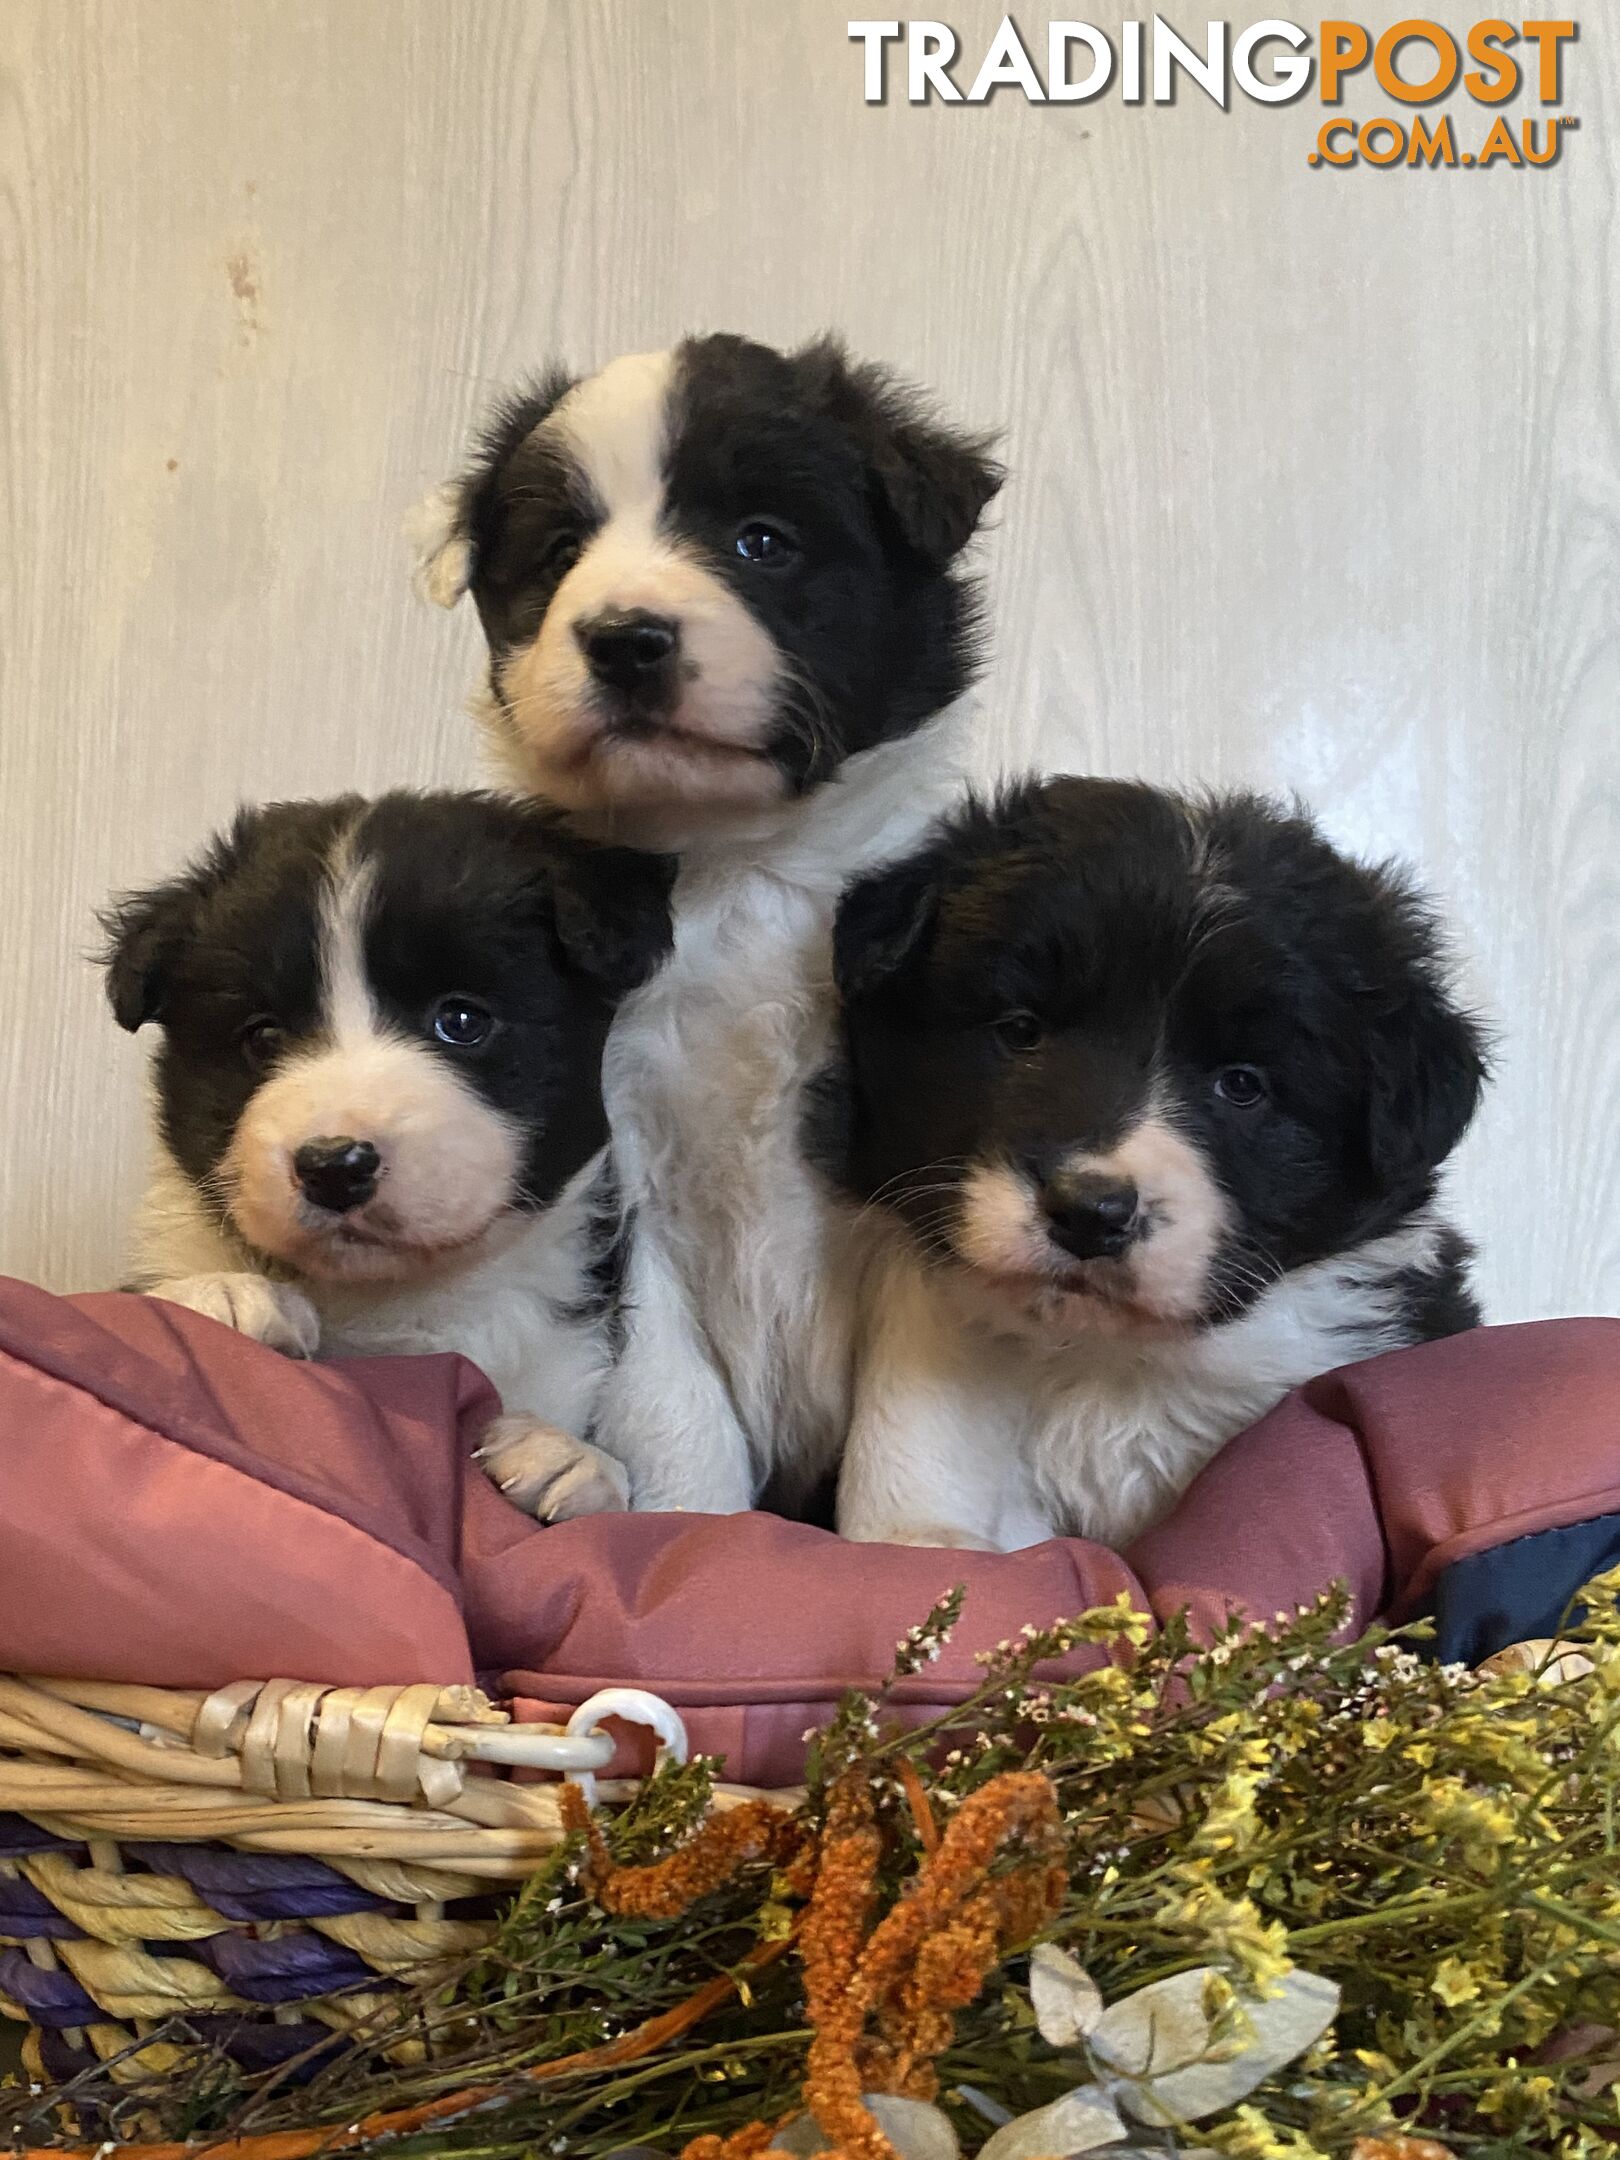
[0,1670,694,2093]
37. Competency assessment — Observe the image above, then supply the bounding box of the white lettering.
[967,14,1046,100]
[1048,21,1114,100]
[1232,18,1311,102]
[909,21,963,101]
[1152,13,1227,107]
[848,20,903,103]
[1122,17,1144,102]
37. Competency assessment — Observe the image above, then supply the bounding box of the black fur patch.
[103,797,348,1193]
[459,370,587,658]
[1374,1221,1483,1341]
[829,776,1488,1337]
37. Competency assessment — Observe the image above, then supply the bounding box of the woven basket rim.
[0,1670,720,1872]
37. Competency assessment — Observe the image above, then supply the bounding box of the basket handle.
[438,1688,687,1797]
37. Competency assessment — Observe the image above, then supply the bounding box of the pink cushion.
[0,1280,482,1687]
[1,1275,1617,1786]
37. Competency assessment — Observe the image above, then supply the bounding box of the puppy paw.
[475,1415,631,1522]
[146,1272,321,1358]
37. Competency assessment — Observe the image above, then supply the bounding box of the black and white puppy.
[414,334,1001,1513]
[103,791,673,1520]
[823,777,1488,1551]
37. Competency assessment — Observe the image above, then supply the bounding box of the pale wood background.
[1,2,1615,1323]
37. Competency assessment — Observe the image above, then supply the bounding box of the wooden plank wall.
[1,2,1614,1320]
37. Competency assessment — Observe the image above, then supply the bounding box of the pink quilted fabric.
[1,1276,1616,1786]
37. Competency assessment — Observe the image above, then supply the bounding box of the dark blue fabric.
[1429,1510,1620,1666]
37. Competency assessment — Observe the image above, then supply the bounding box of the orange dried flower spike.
[800,1774,882,2027]
[804,1770,1066,2160]
[678,1767,1066,2160]
[559,1782,800,1920]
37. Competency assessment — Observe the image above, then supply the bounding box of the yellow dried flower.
[1195,1769,1265,1853]
[1430,1956,1481,2006]
[1170,1873,1294,1993]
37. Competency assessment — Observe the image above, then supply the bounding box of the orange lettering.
[1407,114,1456,164]
[1359,118,1405,164]
[1373,19,1459,103]
[1463,20,1518,102]
[1319,20,1371,102]
[1521,20,1576,101]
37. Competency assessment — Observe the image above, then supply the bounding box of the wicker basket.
[0,1669,705,2109]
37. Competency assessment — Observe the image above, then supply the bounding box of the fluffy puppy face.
[829,779,1487,1340]
[412,335,1001,837]
[103,793,673,1284]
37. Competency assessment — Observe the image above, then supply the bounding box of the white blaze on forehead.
[549,348,675,522]
[317,829,379,1046]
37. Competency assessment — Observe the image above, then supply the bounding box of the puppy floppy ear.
[795,336,1003,570]
[546,839,676,999]
[833,851,944,1006]
[409,368,580,611]
[99,815,258,1032]
[99,880,203,1031]
[1360,877,1489,1189]
[404,483,473,610]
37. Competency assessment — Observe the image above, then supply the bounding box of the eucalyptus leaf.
[1029,1941,1105,2045]
[1089,1964,1340,2126]
[952,2084,1013,2127]
[770,2094,960,2160]
[974,2083,1128,2160]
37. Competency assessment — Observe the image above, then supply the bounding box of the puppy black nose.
[1041,1172,1139,1262]
[575,609,679,690]
[294,1137,380,1215]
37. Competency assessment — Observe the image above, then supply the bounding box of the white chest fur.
[839,1217,1447,1552]
[590,723,962,1510]
[308,1156,611,1434]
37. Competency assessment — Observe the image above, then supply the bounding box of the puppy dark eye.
[544,532,584,578]
[431,997,496,1049]
[1214,1064,1268,1107]
[240,1017,286,1073]
[992,1010,1044,1053]
[734,520,798,568]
